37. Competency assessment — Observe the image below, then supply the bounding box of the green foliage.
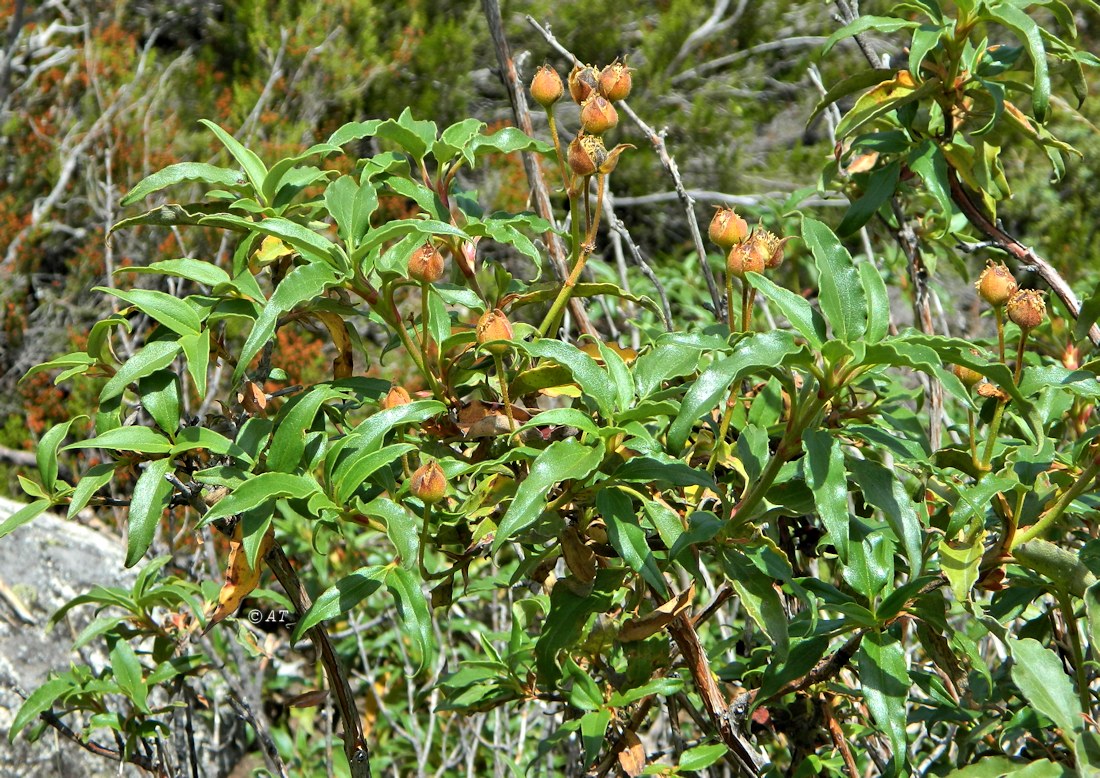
[7,1,1100,776]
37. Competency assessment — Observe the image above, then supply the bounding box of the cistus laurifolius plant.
[6,2,1100,775]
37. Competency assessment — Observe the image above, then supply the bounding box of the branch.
[481,1,596,338]
[672,37,829,84]
[946,167,1100,347]
[526,17,726,320]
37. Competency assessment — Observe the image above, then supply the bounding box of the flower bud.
[382,385,411,410]
[567,133,606,177]
[726,242,766,279]
[476,309,514,354]
[708,208,749,249]
[568,63,599,104]
[1063,344,1080,371]
[410,461,447,505]
[1006,289,1046,330]
[951,363,984,389]
[408,242,444,284]
[976,261,1017,308]
[579,95,618,135]
[530,65,564,108]
[598,59,632,102]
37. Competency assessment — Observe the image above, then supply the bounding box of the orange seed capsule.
[410,461,447,505]
[579,95,618,135]
[408,242,445,284]
[382,385,412,410]
[1006,289,1046,330]
[530,65,564,108]
[976,261,1018,308]
[568,63,600,104]
[476,309,514,354]
[708,208,749,249]
[598,59,632,101]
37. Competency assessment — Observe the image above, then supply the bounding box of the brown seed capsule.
[476,309,514,354]
[598,59,632,102]
[568,63,600,104]
[757,230,790,269]
[381,385,411,410]
[410,461,447,505]
[530,65,563,108]
[408,242,444,284]
[579,95,618,135]
[951,363,984,389]
[567,133,606,177]
[976,261,1018,308]
[1006,289,1046,330]
[708,208,749,249]
[726,242,766,279]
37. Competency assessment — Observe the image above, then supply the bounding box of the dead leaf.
[206,524,275,630]
[617,728,646,776]
[561,526,596,584]
[619,583,696,643]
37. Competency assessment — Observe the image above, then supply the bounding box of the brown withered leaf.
[619,582,696,643]
[206,523,275,631]
[561,525,597,584]
[846,150,879,174]
[237,380,267,415]
[286,689,329,708]
[617,728,646,776]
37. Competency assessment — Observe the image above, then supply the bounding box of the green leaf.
[807,68,895,126]
[939,529,985,602]
[125,457,175,567]
[128,258,232,288]
[0,500,50,542]
[387,566,433,674]
[267,386,342,473]
[493,439,604,551]
[200,214,344,269]
[802,429,850,562]
[723,549,790,660]
[837,160,901,237]
[325,175,378,246]
[594,339,634,413]
[468,126,552,157]
[578,708,612,768]
[293,565,388,641]
[802,217,866,343]
[835,72,942,139]
[679,743,729,771]
[535,568,624,683]
[100,340,182,402]
[327,119,382,147]
[68,463,118,518]
[516,340,616,419]
[360,217,469,252]
[198,119,269,199]
[119,162,245,207]
[860,260,891,343]
[907,141,955,230]
[596,488,667,597]
[138,370,181,436]
[198,473,320,527]
[747,272,827,349]
[612,457,719,491]
[233,261,340,385]
[858,631,910,775]
[822,16,920,55]
[333,443,415,504]
[110,641,149,713]
[1008,636,1082,736]
[37,417,82,493]
[97,288,202,337]
[514,408,600,439]
[848,458,924,574]
[987,4,1050,122]
[633,336,704,397]
[179,330,210,399]
[668,331,799,453]
[362,498,417,569]
[432,118,485,164]
[9,676,73,741]
[65,426,173,454]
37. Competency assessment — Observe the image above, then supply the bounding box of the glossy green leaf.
[668,331,798,453]
[293,565,388,641]
[835,73,942,139]
[987,5,1049,121]
[578,708,612,768]
[233,261,340,385]
[1008,636,1081,736]
[267,386,342,473]
[938,529,985,602]
[100,340,182,402]
[723,549,789,660]
[0,500,50,542]
[387,566,433,674]
[201,214,343,269]
[807,68,894,126]
[837,160,901,237]
[860,260,891,343]
[8,676,73,742]
[98,287,202,337]
[467,126,552,157]
[747,272,827,349]
[325,174,378,245]
[492,439,603,551]
[516,340,615,419]
[596,488,667,597]
[119,162,245,207]
[138,370,181,436]
[822,16,920,55]
[334,443,415,504]
[65,426,173,454]
[634,337,704,397]
[110,641,149,713]
[198,119,269,198]
[375,108,437,162]
[37,417,82,493]
[858,631,910,775]
[848,458,924,574]
[125,457,175,567]
[198,472,320,527]
[535,568,624,683]
[802,429,850,562]
[802,217,866,343]
[680,743,729,771]
[363,498,418,569]
[67,463,118,518]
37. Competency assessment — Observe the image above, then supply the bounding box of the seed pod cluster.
[719,219,790,280]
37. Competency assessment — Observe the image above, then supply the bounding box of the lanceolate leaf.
[668,331,799,453]
[802,217,867,343]
[492,439,603,551]
[119,162,245,207]
[1008,637,1082,737]
[386,566,434,674]
[987,4,1050,122]
[293,565,388,641]
[198,473,321,527]
[747,272,827,349]
[858,631,911,775]
[97,288,202,336]
[517,340,616,419]
[803,429,850,562]
[125,457,175,567]
[37,417,83,493]
[100,340,182,402]
[848,458,925,574]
